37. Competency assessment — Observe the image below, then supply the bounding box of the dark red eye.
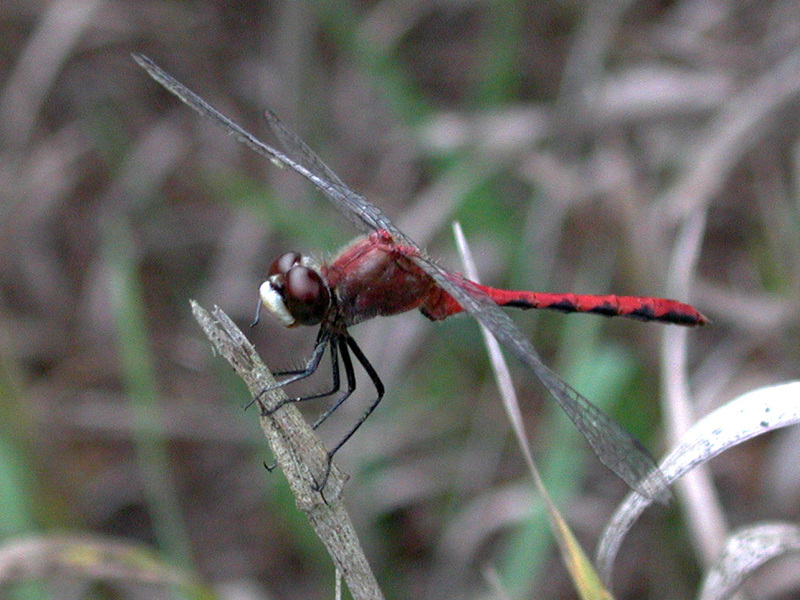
[283,266,330,326]
[269,252,302,277]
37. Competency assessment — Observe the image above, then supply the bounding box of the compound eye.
[268,252,302,277]
[284,266,330,326]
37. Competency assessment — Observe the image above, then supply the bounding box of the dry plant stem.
[662,210,729,569]
[191,301,384,600]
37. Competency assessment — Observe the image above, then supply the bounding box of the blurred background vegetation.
[2,1,800,598]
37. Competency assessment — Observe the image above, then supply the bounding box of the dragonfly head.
[259,252,331,328]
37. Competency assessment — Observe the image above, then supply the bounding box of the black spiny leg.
[254,329,386,494]
[257,328,335,414]
[272,328,333,386]
[314,334,386,491]
[328,335,386,457]
[257,330,341,473]
[311,333,357,430]
[276,335,342,403]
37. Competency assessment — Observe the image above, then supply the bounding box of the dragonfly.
[134,54,707,502]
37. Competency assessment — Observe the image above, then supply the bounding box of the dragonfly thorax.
[259,252,331,328]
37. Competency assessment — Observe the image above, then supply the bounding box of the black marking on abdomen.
[504,299,535,309]
[586,303,619,317]
[658,311,702,325]
[545,299,579,313]
[628,306,657,321]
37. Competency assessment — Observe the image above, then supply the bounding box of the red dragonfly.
[134,54,707,501]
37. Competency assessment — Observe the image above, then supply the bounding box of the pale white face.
[259,278,296,327]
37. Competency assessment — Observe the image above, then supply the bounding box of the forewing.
[414,257,671,503]
[261,109,409,239]
[133,54,401,238]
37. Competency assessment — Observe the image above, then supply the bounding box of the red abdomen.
[421,274,707,327]
[494,290,708,326]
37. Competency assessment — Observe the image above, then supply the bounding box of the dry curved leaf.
[596,381,800,584]
[697,522,800,600]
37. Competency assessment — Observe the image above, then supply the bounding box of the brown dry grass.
[2,1,800,599]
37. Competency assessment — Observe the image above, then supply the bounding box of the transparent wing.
[132,53,402,238]
[413,257,671,503]
[261,109,415,244]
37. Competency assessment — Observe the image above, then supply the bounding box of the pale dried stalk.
[191,301,383,600]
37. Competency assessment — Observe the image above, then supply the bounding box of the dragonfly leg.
[254,328,333,413]
[258,335,341,474]
[253,330,385,494]
[276,336,342,404]
[271,328,332,382]
[311,335,357,430]
[314,335,386,492]
[330,335,386,457]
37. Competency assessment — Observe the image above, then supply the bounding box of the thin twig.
[191,301,384,600]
